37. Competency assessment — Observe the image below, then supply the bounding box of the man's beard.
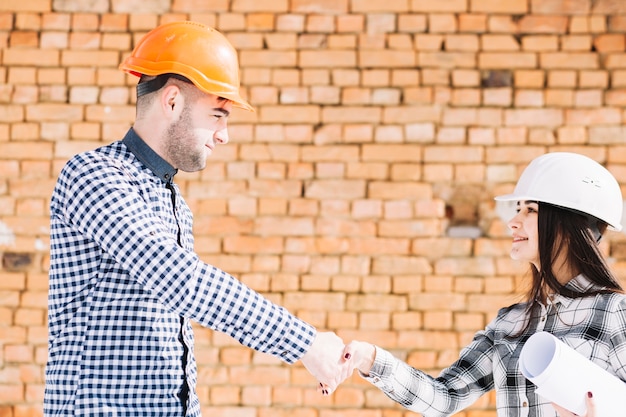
[164,104,206,172]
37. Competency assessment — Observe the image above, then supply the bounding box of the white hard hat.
[495,152,623,231]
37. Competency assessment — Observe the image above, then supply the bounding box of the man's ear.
[160,84,182,120]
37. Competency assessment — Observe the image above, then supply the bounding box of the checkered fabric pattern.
[44,129,315,416]
[362,274,626,417]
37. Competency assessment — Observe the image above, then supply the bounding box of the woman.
[342,152,625,417]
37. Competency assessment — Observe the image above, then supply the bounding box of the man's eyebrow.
[213,107,230,117]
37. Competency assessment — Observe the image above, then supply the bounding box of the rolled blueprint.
[519,331,626,416]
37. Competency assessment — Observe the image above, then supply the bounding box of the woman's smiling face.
[508,200,540,269]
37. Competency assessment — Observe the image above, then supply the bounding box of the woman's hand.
[342,340,376,376]
[552,392,595,417]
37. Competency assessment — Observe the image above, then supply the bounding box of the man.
[45,21,347,416]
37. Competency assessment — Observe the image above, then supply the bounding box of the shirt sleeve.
[609,296,626,380]
[53,153,315,364]
[361,328,496,417]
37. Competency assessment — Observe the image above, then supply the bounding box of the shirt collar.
[122,128,177,184]
[549,274,597,307]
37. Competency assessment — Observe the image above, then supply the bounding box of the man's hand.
[300,331,352,395]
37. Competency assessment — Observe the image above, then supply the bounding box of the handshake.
[300,331,376,395]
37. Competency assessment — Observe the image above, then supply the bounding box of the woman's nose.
[507,214,520,230]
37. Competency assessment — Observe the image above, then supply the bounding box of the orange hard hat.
[119,21,253,111]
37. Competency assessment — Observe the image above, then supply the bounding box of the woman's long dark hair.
[518,202,623,335]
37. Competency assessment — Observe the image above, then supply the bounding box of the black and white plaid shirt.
[363,275,626,417]
[45,128,315,416]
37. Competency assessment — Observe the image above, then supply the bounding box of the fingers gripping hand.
[342,340,376,376]
[300,331,351,395]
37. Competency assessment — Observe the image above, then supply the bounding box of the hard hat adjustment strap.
[136,73,193,97]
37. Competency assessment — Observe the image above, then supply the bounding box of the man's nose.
[215,128,229,145]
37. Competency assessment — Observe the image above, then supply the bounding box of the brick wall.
[1,0,626,416]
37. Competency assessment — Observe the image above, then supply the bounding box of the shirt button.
[280,351,288,357]
[523,401,528,407]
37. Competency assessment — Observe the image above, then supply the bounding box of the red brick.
[522,35,558,51]
[481,34,520,51]
[352,0,409,13]
[245,13,275,32]
[589,15,607,32]
[215,13,244,31]
[472,0,527,13]
[518,15,569,33]
[515,90,544,107]
[9,31,38,48]
[0,13,13,30]
[481,88,511,106]
[505,108,564,127]
[575,89,603,107]
[579,70,609,88]
[429,14,458,33]
[70,14,100,31]
[606,89,626,106]
[541,52,599,69]
[4,49,59,67]
[479,52,537,69]
[488,16,520,33]
[557,126,587,144]
[15,13,41,30]
[609,15,626,32]
[531,0,590,14]
[414,34,443,51]
[279,17,307,34]
[547,70,577,87]
[457,13,486,32]
[346,162,387,179]
[445,34,479,51]
[528,128,555,145]
[61,50,118,66]
[605,53,626,69]
[594,34,626,52]
[40,12,69,30]
[593,0,626,13]
[101,32,131,50]
[561,35,592,51]
[98,13,127,31]
[568,108,618,126]
[397,14,426,33]
[451,88,480,106]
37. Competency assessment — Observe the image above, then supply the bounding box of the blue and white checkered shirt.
[45,128,316,416]
[363,274,626,417]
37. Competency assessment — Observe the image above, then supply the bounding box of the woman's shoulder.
[489,302,528,329]
[599,290,626,310]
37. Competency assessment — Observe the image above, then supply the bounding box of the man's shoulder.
[71,140,126,162]
[63,140,132,172]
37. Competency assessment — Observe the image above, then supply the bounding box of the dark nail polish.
[344,353,351,360]
[587,391,593,398]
